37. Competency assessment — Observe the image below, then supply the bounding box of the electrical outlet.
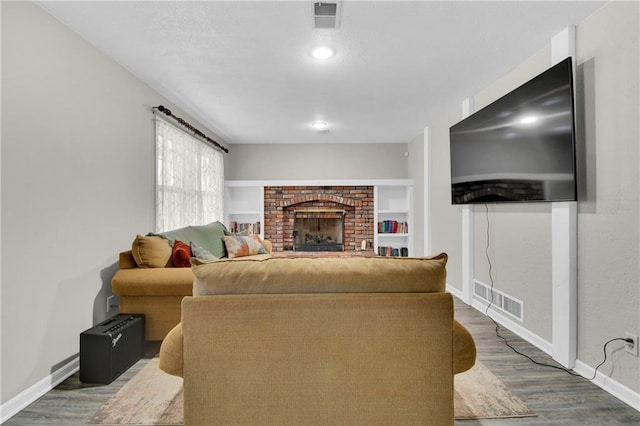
[625,332,638,357]
[106,295,118,313]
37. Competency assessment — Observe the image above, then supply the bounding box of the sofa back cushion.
[192,253,447,296]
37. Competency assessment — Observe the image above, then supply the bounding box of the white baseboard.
[449,282,552,354]
[573,360,640,412]
[451,286,640,413]
[446,283,464,300]
[470,295,553,356]
[0,357,79,424]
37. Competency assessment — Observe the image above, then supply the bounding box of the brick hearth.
[264,186,374,252]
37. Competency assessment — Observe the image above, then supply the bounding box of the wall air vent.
[474,280,524,321]
[314,2,340,29]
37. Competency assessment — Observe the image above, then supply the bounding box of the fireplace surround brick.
[264,186,374,252]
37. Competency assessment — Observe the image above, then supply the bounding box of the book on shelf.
[229,221,261,235]
[377,220,409,234]
[377,246,409,257]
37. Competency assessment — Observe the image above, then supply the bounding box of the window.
[155,117,224,232]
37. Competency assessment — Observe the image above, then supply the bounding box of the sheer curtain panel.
[155,117,224,233]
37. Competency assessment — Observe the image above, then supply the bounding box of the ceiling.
[37,1,605,145]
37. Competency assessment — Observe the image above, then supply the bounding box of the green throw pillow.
[156,221,228,259]
[190,243,217,261]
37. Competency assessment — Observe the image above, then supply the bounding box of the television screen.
[449,57,577,204]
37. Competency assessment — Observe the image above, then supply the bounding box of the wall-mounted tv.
[449,57,577,204]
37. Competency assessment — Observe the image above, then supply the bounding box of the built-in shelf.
[374,184,413,257]
[224,180,414,255]
[224,183,264,238]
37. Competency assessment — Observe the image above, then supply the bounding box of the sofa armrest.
[118,251,137,269]
[157,302,475,378]
[453,320,476,374]
[159,323,184,377]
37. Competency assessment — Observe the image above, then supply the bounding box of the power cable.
[481,204,631,380]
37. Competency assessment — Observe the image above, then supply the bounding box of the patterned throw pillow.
[223,235,267,259]
[171,240,191,267]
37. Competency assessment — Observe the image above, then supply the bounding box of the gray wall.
[407,132,424,256]
[429,116,463,290]
[1,2,219,405]
[3,0,638,410]
[470,46,554,341]
[428,1,639,394]
[574,1,639,390]
[224,143,408,180]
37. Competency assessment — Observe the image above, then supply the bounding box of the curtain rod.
[153,105,229,153]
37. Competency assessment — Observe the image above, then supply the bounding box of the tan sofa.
[111,222,271,341]
[159,253,476,425]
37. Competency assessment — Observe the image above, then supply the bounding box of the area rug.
[88,358,534,425]
[454,362,535,420]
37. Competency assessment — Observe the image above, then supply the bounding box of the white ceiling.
[37,1,605,145]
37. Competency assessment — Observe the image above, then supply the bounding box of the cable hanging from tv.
[152,105,229,153]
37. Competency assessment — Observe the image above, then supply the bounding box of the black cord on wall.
[481,204,631,381]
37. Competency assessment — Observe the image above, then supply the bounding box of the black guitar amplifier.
[80,314,145,384]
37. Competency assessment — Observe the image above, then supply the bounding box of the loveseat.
[159,253,476,425]
[111,222,271,340]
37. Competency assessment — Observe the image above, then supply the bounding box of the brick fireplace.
[264,186,374,252]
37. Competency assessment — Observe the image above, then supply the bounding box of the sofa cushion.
[192,253,448,296]
[223,235,267,259]
[112,267,194,296]
[131,235,172,268]
[158,221,228,259]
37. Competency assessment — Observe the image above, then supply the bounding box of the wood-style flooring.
[5,297,640,425]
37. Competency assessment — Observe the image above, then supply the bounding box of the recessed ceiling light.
[311,120,329,131]
[520,116,537,124]
[311,47,334,60]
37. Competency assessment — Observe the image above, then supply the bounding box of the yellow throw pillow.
[131,235,172,268]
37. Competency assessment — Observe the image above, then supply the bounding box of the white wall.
[428,0,639,398]
[224,143,408,180]
[1,2,219,410]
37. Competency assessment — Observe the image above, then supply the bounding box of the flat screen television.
[449,57,577,204]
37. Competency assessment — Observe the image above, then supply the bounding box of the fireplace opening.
[293,213,344,252]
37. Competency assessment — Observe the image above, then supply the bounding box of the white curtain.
[155,117,224,233]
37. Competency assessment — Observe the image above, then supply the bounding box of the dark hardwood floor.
[5,297,640,425]
[451,298,640,425]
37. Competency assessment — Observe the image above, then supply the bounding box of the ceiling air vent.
[314,2,340,29]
